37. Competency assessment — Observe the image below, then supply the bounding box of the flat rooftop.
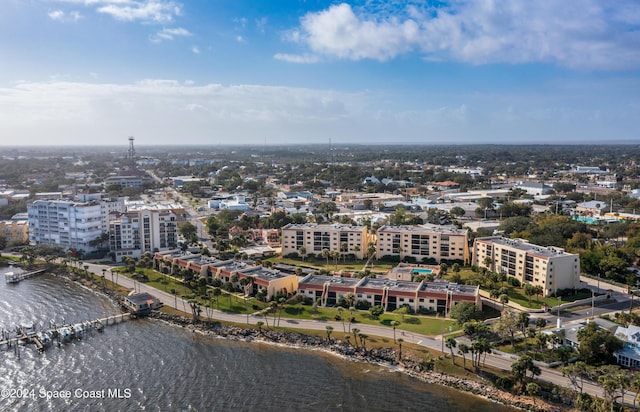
[299,275,362,288]
[419,281,478,296]
[359,277,419,292]
[377,224,467,235]
[283,223,364,231]
[240,266,292,281]
[477,236,573,258]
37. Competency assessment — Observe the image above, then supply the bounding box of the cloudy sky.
[1,0,639,146]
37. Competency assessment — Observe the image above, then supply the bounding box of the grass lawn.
[277,303,458,336]
[114,267,268,314]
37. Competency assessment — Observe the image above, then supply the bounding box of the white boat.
[4,272,18,283]
[36,331,52,347]
[58,327,73,342]
[21,321,36,334]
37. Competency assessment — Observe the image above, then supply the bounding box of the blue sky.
[0,0,639,146]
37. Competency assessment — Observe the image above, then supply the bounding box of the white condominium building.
[376,224,470,264]
[28,199,124,253]
[109,210,178,262]
[281,223,370,259]
[473,236,580,296]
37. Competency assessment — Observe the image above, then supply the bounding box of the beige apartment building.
[281,223,371,260]
[0,220,29,245]
[376,224,470,264]
[472,236,580,296]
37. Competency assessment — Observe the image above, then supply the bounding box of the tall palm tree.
[359,334,368,351]
[351,328,360,348]
[458,343,469,369]
[391,320,400,343]
[445,337,457,365]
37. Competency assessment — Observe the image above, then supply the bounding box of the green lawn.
[276,303,458,336]
[114,267,267,314]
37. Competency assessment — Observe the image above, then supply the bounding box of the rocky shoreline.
[149,311,569,412]
[50,267,569,412]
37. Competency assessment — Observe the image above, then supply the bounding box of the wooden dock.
[0,313,131,352]
[5,269,48,283]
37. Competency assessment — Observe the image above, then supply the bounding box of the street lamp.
[557,296,562,329]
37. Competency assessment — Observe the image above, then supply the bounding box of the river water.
[0,268,517,411]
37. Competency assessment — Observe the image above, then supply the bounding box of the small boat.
[36,331,52,348]
[21,321,36,334]
[72,324,84,339]
[4,272,18,283]
[58,327,73,342]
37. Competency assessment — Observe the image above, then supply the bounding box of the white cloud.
[48,9,83,22]
[255,17,268,34]
[54,0,182,23]
[288,1,640,70]
[273,53,319,64]
[191,46,200,54]
[48,10,65,20]
[236,35,244,43]
[151,27,191,42]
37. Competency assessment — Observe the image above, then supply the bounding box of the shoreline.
[52,267,568,412]
[149,311,568,412]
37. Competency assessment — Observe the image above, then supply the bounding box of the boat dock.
[0,313,131,353]
[5,269,48,283]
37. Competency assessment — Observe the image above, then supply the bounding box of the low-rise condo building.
[298,274,479,314]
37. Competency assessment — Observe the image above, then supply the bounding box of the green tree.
[445,337,457,365]
[369,305,384,320]
[511,355,541,392]
[449,301,481,325]
[325,325,334,343]
[179,221,198,241]
[577,321,623,365]
[494,309,520,349]
[390,320,400,343]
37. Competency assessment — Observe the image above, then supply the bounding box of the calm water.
[0,267,517,412]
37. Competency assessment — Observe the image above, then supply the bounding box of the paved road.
[80,262,630,405]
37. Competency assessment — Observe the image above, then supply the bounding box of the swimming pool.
[413,268,433,275]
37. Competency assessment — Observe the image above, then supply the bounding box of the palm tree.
[256,321,264,334]
[298,246,307,261]
[458,343,469,369]
[337,307,346,332]
[348,305,356,332]
[325,326,334,343]
[391,320,400,343]
[344,334,351,346]
[397,338,404,360]
[340,242,348,262]
[322,248,330,265]
[351,328,360,348]
[445,337,457,365]
[212,287,222,310]
[330,250,340,270]
[359,334,368,351]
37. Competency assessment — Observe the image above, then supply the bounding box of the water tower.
[128,136,136,169]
